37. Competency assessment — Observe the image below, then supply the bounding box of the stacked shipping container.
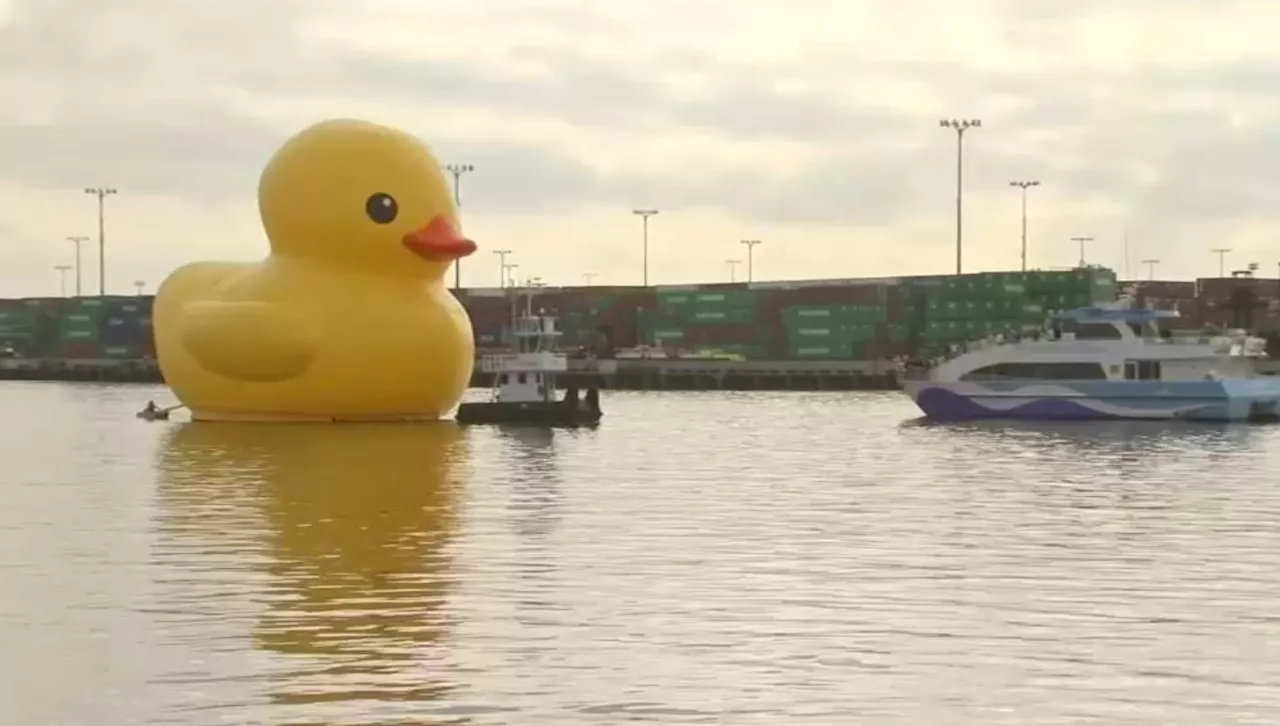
[51,296,154,358]
[0,296,153,358]
[897,268,1117,356]
[0,267,1133,361]
[1191,276,1280,332]
[780,298,886,360]
[0,297,63,355]
[646,288,767,359]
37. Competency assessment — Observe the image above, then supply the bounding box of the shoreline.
[0,357,903,391]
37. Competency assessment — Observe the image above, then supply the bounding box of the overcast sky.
[3,0,1280,297]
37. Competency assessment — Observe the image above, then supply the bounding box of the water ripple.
[1,384,1280,724]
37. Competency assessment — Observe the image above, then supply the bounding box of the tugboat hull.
[456,401,602,426]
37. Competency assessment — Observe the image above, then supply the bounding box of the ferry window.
[960,362,1107,380]
[1129,324,1145,337]
[517,372,527,384]
[1124,360,1161,380]
[1074,322,1122,340]
[499,373,508,384]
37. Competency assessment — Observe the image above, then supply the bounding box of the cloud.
[4,0,1280,292]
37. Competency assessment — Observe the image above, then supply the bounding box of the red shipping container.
[461,303,511,322]
[1125,280,1196,301]
[626,290,659,311]
[866,341,912,359]
[754,291,792,317]
[885,295,906,324]
[53,341,104,359]
[1197,277,1279,301]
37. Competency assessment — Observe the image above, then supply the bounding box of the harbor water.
[2,381,1279,725]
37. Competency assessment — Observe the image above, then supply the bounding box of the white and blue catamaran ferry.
[901,297,1280,422]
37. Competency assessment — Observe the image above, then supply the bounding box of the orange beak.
[402,216,477,261]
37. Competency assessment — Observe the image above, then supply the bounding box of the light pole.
[1071,236,1094,267]
[1211,248,1231,277]
[67,235,88,296]
[444,163,474,290]
[939,118,981,275]
[503,263,519,288]
[134,280,145,296]
[1008,180,1039,272]
[55,265,72,296]
[740,239,761,282]
[633,209,658,286]
[726,259,741,283]
[84,188,117,296]
[1141,259,1159,280]
[583,272,597,287]
[492,249,511,288]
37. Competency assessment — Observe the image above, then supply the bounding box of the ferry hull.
[903,380,1280,423]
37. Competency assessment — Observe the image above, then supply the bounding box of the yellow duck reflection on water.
[157,421,469,721]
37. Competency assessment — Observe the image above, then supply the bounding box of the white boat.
[900,298,1280,422]
[456,290,601,426]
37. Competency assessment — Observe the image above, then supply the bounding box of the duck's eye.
[365,193,398,224]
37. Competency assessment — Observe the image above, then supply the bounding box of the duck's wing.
[180,301,320,382]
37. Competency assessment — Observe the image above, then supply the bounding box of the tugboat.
[456,292,602,427]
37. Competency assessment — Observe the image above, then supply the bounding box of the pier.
[474,358,900,391]
[10,356,1280,390]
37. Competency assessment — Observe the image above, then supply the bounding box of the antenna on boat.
[1122,224,1130,280]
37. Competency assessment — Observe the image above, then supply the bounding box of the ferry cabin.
[937,308,1260,384]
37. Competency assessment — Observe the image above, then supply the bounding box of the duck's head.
[258,119,476,280]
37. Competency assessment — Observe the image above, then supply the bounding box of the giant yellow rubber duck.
[154,119,477,422]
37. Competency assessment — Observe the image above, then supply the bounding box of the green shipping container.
[657,291,697,307]
[846,324,877,341]
[847,305,886,324]
[103,345,142,358]
[0,314,38,330]
[652,328,684,342]
[783,305,843,321]
[112,301,147,315]
[789,342,856,359]
[0,325,32,340]
[787,326,842,339]
[922,320,966,341]
[785,325,873,345]
[61,310,106,325]
[681,307,757,324]
[924,299,963,319]
[691,291,756,306]
[782,304,886,325]
[60,326,100,342]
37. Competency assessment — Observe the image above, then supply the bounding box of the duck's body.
[156,260,473,421]
[154,119,478,422]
